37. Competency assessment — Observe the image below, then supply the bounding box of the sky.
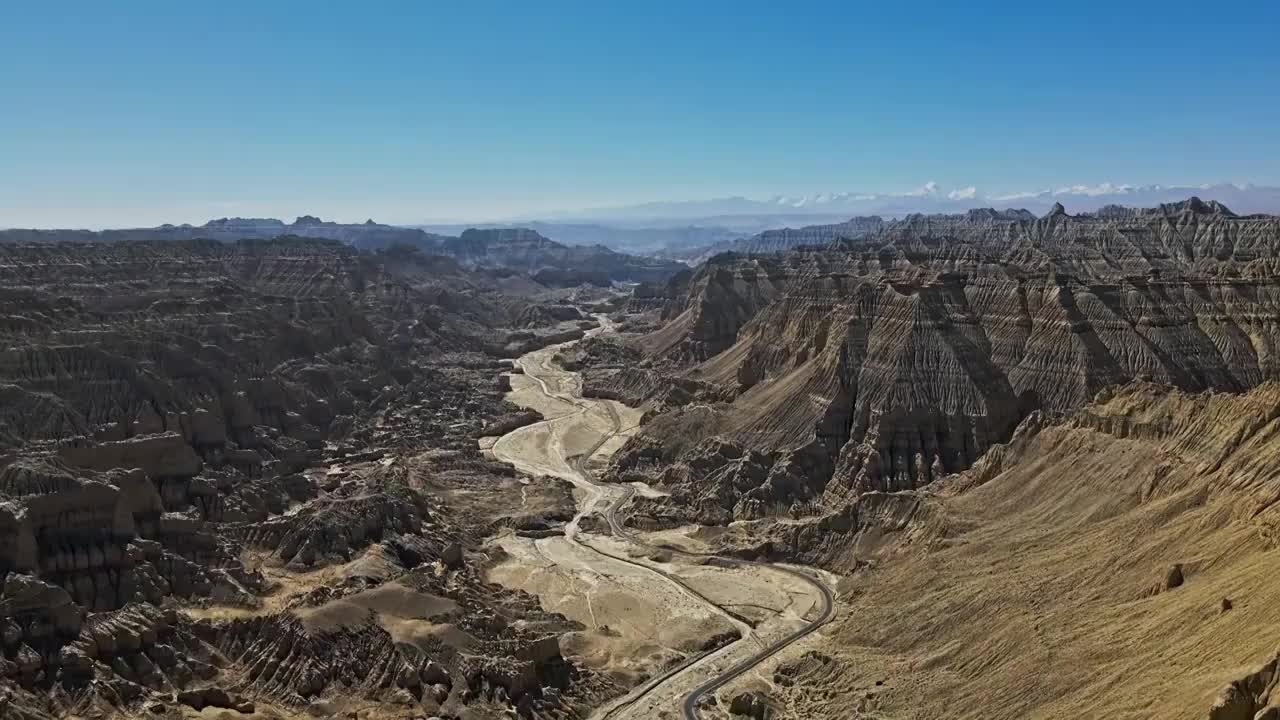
[2,0,1279,228]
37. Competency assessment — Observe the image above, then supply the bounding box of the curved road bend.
[599,482,836,719]
[493,318,836,720]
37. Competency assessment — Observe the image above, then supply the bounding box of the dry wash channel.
[484,316,835,719]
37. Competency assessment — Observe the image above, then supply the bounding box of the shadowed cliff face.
[619,199,1280,522]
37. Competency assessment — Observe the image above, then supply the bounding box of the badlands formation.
[5,198,1280,720]
[0,237,648,719]
[578,198,1280,717]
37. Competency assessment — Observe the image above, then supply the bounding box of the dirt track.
[484,317,835,719]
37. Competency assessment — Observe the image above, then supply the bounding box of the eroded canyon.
[6,199,1280,719]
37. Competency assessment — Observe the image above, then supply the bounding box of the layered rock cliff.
[729,215,887,255]
[615,199,1280,523]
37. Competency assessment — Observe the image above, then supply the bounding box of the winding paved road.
[492,318,835,719]
[601,482,836,719]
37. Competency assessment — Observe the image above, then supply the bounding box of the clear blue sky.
[3,0,1278,227]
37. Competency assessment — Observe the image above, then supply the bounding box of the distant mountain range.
[435,228,684,285]
[414,221,747,255]
[537,182,1280,226]
[7,184,1280,264]
[0,215,448,248]
[0,217,686,286]
[0,215,747,258]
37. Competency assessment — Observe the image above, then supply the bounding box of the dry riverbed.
[483,319,828,718]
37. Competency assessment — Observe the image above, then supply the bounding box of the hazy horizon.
[4,181,1279,231]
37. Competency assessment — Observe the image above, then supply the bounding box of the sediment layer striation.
[615,199,1280,523]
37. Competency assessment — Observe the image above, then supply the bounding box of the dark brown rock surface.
[0,237,616,719]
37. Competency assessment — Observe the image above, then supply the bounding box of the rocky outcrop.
[1208,651,1280,720]
[728,690,776,719]
[0,588,210,702]
[553,336,730,410]
[201,613,414,701]
[232,464,429,569]
[645,258,793,363]
[478,409,544,438]
[0,461,164,610]
[59,432,202,479]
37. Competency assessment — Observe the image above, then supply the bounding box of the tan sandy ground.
[183,545,400,622]
[488,335,744,688]
[753,384,1280,719]
[484,322,836,718]
[488,533,738,682]
[584,532,824,628]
